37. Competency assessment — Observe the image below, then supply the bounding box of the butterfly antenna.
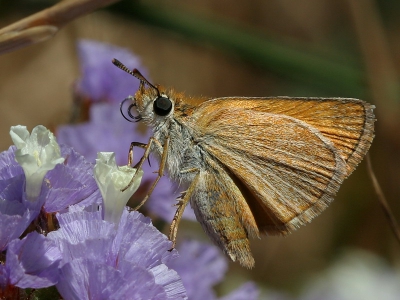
[112,58,161,97]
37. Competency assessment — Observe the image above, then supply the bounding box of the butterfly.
[113,59,375,268]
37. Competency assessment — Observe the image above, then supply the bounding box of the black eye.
[153,96,172,116]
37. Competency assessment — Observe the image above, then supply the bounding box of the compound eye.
[153,96,172,116]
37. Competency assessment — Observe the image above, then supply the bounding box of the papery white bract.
[94,152,143,224]
[10,125,64,201]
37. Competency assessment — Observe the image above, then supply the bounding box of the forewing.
[194,97,375,177]
[194,105,351,234]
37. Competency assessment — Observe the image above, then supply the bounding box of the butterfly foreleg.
[130,137,169,210]
[122,141,150,193]
[127,141,145,166]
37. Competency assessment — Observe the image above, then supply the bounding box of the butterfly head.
[133,79,174,124]
[113,59,176,127]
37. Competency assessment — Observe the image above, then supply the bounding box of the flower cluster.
[0,125,99,253]
[0,125,189,299]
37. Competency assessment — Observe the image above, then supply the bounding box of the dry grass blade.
[366,153,400,245]
[0,25,58,54]
[0,0,121,55]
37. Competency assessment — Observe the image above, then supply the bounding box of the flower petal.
[0,201,35,251]
[43,144,100,212]
[6,232,61,288]
[48,211,115,265]
[113,210,177,268]
[57,259,174,300]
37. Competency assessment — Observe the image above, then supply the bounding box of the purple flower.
[58,259,174,300]
[49,208,187,299]
[48,156,184,298]
[3,232,61,288]
[0,167,35,250]
[76,39,147,103]
[43,143,100,212]
[0,124,190,298]
[0,125,100,251]
[168,240,259,300]
[2,131,100,214]
[0,129,53,250]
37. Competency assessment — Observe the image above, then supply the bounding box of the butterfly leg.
[121,137,168,193]
[132,137,169,210]
[122,137,165,192]
[169,171,200,249]
[127,141,146,167]
[127,139,161,170]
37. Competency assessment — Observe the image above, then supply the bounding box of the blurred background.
[1,0,400,298]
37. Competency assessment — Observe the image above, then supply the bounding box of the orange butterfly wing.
[192,97,375,234]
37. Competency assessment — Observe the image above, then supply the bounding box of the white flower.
[94,152,143,225]
[10,125,64,201]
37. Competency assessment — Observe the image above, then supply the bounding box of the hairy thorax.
[152,118,205,185]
